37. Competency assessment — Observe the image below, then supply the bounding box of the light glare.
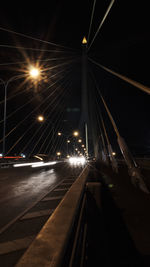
[29,67,40,78]
[69,156,86,165]
[37,115,44,122]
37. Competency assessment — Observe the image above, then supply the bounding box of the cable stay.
[94,100,109,165]
[0,26,78,52]
[0,44,78,54]
[0,67,69,106]
[28,88,69,157]
[6,81,70,156]
[0,55,77,67]
[91,70,150,194]
[87,0,115,52]
[87,0,97,44]
[8,73,72,155]
[89,57,150,95]
[0,68,72,143]
[0,69,67,123]
[0,57,77,123]
[36,109,66,156]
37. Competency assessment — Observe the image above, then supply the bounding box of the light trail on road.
[0,163,82,230]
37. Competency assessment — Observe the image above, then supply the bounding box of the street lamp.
[29,67,40,79]
[37,115,44,122]
[0,75,26,157]
[73,131,79,137]
[0,66,41,157]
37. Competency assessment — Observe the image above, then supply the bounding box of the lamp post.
[1,66,40,158]
[0,75,25,157]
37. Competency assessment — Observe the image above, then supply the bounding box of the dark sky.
[0,0,149,156]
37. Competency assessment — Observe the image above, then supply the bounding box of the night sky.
[0,0,149,157]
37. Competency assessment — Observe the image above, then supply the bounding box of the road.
[0,163,81,230]
[0,160,150,266]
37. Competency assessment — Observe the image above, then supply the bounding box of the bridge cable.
[28,82,70,156]
[0,44,78,54]
[28,74,72,155]
[94,91,117,168]
[38,87,72,155]
[0,60,75,123]
[11,73,72,155]
[0,58,77,140]
[87,0,115,52]
[89,57,150,95]
[87,0,97,44]
[44,110,66,155]
[0,67,68,106]
[0,70,66,124]
[0,71,68,144]
[44,80,73,155]
[18,66,75,154]
[0,26,78,52]
[91,69,150,193]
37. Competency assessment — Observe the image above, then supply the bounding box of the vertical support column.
[81,37,88,157]
[3,83,7,158]
[85,123,88,156]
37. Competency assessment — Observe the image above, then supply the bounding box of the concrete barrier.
[16,165,89,267]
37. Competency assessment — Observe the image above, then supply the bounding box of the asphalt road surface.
[0,163,81,230]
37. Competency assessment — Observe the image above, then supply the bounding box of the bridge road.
[0,163,81,230]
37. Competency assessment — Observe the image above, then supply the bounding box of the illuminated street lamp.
[78,139,82,143]
[0,65,42,157]
[81,144,85,148]
[73,131,79,137]
[37,115,44,122]
[56,152,61,159]
[0,75,27,157]
[29,66,40,79]
[58,132,62,136]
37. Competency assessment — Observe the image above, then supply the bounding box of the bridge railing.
[16,165,97,267]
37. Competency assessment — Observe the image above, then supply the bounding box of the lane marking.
[0,179,66,235]
[41,196,63,201]
[0,235,35,255]
[20,209,54,220]
[54,188,68,192]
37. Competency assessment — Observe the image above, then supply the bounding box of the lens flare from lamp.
[29,67,40,78]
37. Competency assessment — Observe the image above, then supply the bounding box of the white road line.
[0,235,35,255]
[20,209,54,220]
[41,196,63,201]
[54,188,68,191]
[0,178,66,235]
